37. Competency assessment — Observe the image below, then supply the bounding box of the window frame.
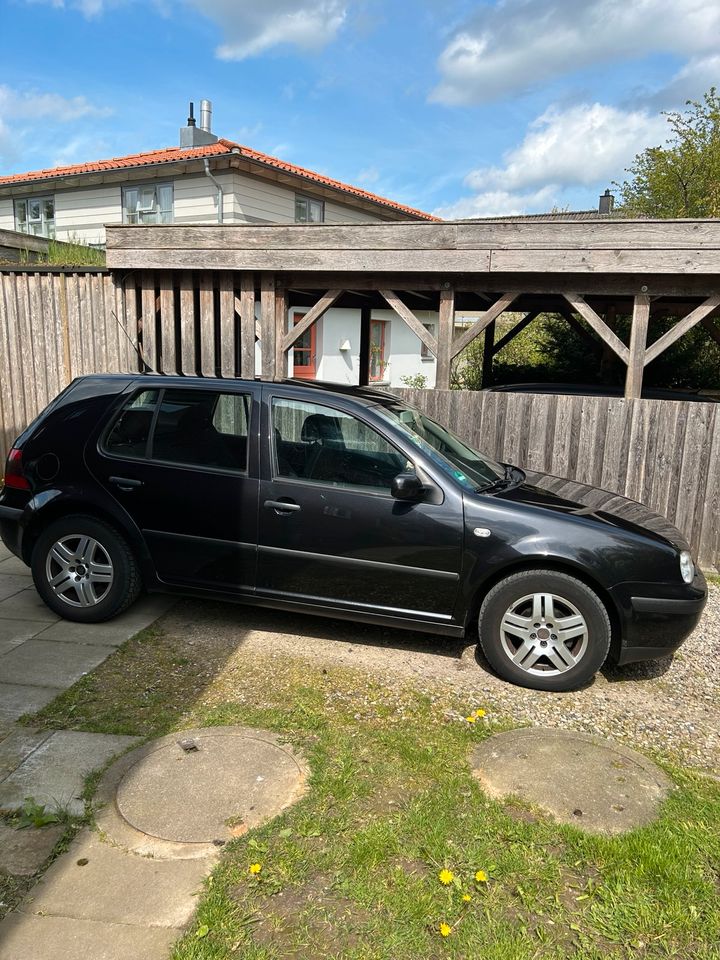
[270,394,414,498]
[100,386,253,476]
[122,181,174,225]
[290,312,317,379]
[294,193,325,224]
[14,195,55,238]
[420,322,436,361]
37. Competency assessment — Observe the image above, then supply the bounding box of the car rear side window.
[103,388,251,472]
[103,389,159,459]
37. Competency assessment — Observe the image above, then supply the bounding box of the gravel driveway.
[173,584,720,778]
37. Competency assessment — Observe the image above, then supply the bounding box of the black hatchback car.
[0,375,707,691]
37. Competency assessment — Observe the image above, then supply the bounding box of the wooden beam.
[557,307,604,351]
[274,285,288,380]
[281,289,343,352]
[450,292,517,359]
[358,304,371,387]
[482,321,495,387]
[491,310,539,356]
[260,273,275,380]
[644,293,720,365]
[563,293,630,364]
[436,287,453,389]
[700,315,720,350]
[238,273,255,380]
[625,294,650,399]
[379,289,438,355]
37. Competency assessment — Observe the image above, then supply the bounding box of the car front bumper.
[609,571,707,665]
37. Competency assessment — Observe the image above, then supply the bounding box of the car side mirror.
[391,472,425,501]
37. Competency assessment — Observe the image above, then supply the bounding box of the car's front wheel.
[32,515,141,623]
[478,570,611,691]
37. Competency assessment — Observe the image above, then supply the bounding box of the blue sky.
[1,0,719,217]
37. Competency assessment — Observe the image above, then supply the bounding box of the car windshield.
[377,402,506,492]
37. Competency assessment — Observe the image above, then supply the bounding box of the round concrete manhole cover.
[471,728,672,834]
[113,728,307,845]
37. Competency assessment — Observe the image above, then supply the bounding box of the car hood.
[495,469,690,552]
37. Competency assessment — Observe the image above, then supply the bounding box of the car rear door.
[86,382,260,593]
[255,387,464,624]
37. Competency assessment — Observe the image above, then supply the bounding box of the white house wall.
[0,197,13,232]
[54,183,123,245]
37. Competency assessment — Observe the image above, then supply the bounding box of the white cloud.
[25,0,115,16]
[432,0,720,105]
[186,0,348,59]
[436,101,668,218]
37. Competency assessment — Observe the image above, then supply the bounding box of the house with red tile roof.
[0,100,437,248]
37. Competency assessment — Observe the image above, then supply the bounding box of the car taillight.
[3,448,30,491]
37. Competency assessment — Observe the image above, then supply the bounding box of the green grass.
[23,613,720,960]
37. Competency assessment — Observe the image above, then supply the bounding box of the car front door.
[88,383,260,592]
[255,390,463,624]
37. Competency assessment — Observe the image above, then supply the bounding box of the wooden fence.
[1,268,719,569]
[0,269,138,462]
[397,388,720,570]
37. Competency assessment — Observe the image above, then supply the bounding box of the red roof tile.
[0,138,439,221]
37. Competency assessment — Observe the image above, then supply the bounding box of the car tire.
[478,569,611,692]
[31,515,141,623]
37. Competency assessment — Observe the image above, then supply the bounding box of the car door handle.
[264,499,301,515]
[109,476,144,492]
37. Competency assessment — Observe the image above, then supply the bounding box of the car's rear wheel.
[32,515,141,623]
[478,570,611,691]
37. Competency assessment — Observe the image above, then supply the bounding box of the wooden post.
[625,294,650,399]
[436,287,453,389]
[274,285,288,380]
[482,320,495,388]
[359,304,371,386]
[260,272,275,380]
[239,273,256,380]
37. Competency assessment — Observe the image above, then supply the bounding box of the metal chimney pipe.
[199,99,212,133]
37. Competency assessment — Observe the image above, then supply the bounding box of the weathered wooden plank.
[0,273,28,443]
[219,272,236,379]
[697,406,720,567]
[644,293,720,365]
[451,293,518,359]
[436,287,453,389]
[65,273,83,380]
[260,273,275,380]
[15,273,38,418]
[274,286,289,380]
[281,289,343,352]
[159,272,176,375]
[625,294,650,398]
[563,293,630,363]
[199,273,215,377]
[179,272,196,376]
[239,273,256,380]
[674,403,713,546]
[379,290,438,355]
[140,273,157,373]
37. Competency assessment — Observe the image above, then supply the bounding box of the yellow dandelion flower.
[475,869,488,883]
[462,893,472,902]
[249,863,262,875]
[438,868,454,885]
[465,715,477,723]
[474,708,486,718]
[439,922,452,937]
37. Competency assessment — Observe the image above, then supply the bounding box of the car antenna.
[110,309,156,374]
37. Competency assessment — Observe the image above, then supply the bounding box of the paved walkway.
[0,540,196,959]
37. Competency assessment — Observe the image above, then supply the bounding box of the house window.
[14,197,55,238]
[421,322,436,360]
[369,319,389,382]
[291,312,317,379]
[295,194,324,223]
[122,183,173,225]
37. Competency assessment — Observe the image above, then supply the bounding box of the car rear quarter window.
[103,389,159,459]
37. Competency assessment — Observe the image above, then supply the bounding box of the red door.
[292,313,317,380]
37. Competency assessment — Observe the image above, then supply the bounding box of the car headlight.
[680,551,695,584]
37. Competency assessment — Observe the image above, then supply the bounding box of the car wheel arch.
[465,558,622,663]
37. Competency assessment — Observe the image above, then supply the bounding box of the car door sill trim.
[255,586,453,620]
[258,544,459,580]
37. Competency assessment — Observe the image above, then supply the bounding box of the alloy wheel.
[499,591,589,677]
[45,534,114,608]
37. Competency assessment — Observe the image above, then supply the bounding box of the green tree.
[617,88,720,217]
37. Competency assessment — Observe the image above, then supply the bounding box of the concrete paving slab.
[0,730,139,815]
[0,619,46,644]
[34,595,175,648]
[0,727,53,779]
[0,683,59,724]
[471,727,672,835]
[0,913,181,960]
[0,821,64,877]
[0,587,58,622]
[0,639,115,689]
[24,832,209,927]
[0,576,34,602]
[0,555,31,576]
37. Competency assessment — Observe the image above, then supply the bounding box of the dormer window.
[122,183,173,224]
